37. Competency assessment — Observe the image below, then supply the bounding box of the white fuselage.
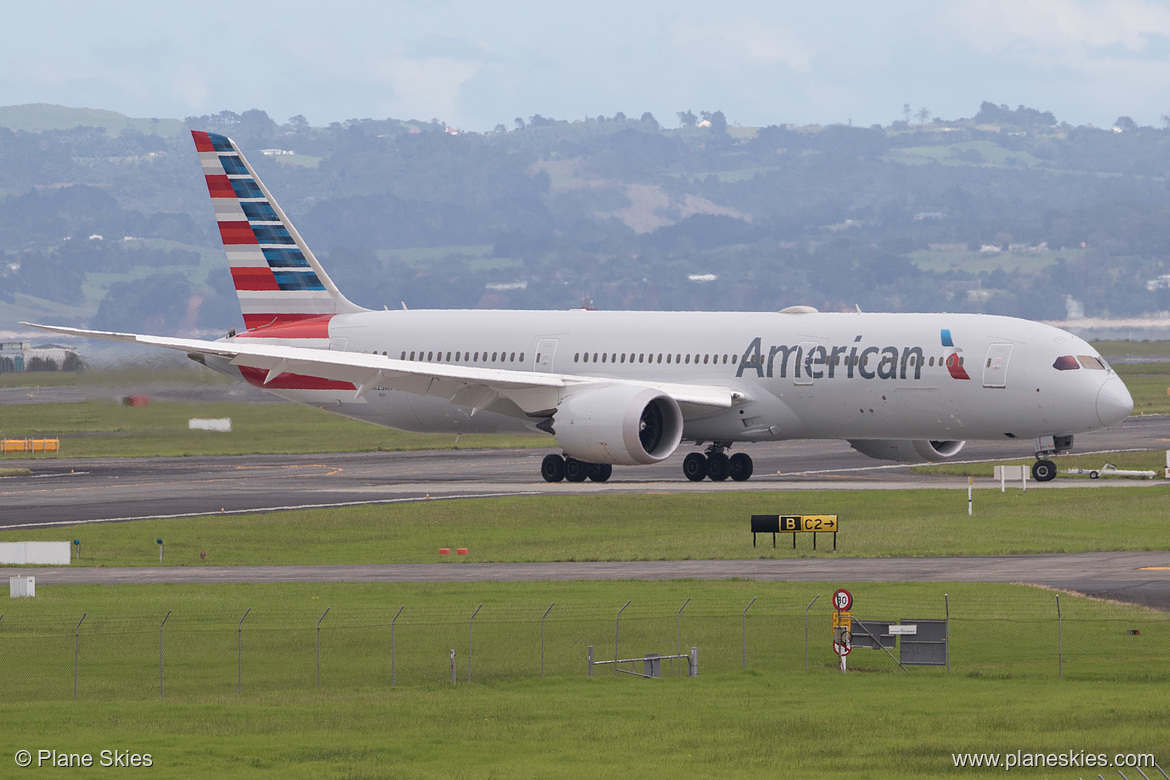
[212,308,1129,446]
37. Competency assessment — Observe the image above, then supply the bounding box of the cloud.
[374,57,483,123]
[951,0,1170,61]
[672,19,815,72]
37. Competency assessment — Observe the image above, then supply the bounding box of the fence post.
[317,607,330,689]
[237,608,250,694]
[541,603,554,678]
[675,598,690,677]
[614,600,631,676]
[1056,594,1062,679]
[804,595,819,670]
[690,647,698,677]
[391,606,404,687]
[159,610,171,698]
[74,612,86,701]
[587,645,594,677]
[450,649,456,685]
[468,604,482,683]
[944,593,950,675]
[743,597,757,670]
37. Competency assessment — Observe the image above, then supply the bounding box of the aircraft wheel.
[589,463,613,482]
[564,458,590,483]
[728,452,754,482]
[541,454,565,483]
[1031,459,1057,482]
[706,452,730,481]
[682,452,708,482]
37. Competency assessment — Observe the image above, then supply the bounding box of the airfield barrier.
[2,591,1169,700]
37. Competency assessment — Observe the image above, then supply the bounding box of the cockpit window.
[1077,355,1107,370]
[1053,355,1080,371]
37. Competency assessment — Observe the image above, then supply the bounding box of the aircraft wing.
[22,323,738,415]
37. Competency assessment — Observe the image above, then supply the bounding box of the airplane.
[25,131,1134,484]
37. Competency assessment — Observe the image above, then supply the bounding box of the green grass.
[0,580,1166,777]
[1,674,1164,778]
[4,487,1169,566]
[1093,340,1170,357]
[912,450,1166,479]
[0,398,547,458]
[888,140,1049,169]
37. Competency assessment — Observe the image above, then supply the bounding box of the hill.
[0,103,185,137]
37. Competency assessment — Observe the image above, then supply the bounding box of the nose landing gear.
[1031,434,1073,482]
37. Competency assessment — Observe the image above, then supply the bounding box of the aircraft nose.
[1096,374,1134,427]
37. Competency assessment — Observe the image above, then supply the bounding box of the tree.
[903,103,912,124]
[916,107,931,125]
[677,110,697,127]
[1114,116,1137,133]
[640,112,659,131]
[700,110,728,136]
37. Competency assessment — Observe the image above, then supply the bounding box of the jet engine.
[847,439,966,463]
[549,385,683,465]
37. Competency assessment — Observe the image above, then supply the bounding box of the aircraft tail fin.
[192,131,367,331]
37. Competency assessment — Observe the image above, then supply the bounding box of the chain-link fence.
[3,592,1168,701]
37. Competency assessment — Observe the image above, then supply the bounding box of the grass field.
[0,580,1167,778]
[0,397,547,458]
[1,675,1163,779]
[2,486,1168,566]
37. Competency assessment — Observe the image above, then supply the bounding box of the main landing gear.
[541,454,612,483]
[683,444,753,482]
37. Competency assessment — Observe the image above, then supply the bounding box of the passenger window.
[703,355,709,364]
[520,353,525,362]
[639,354,645,363]
[492,352,498,362]
[574,353,580,363]
[427,351,433,361]
[684,355,691,364]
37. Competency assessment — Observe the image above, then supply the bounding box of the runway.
[2,414,1167,529]
[3,414,1168,609]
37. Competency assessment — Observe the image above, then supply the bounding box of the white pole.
[1000,468,1005,492]
[968,477,973,516]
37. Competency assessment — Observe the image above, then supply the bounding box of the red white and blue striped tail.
[192,131,366,332]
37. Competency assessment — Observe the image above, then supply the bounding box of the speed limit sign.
[833,588,852,611]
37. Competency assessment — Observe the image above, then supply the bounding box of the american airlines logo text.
[737,336,928,381]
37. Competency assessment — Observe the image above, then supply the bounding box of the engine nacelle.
[847,439,966,463]
[550,385,683,466]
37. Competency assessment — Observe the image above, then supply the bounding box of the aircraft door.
[983,343,1012,388]
[535,338,558,373]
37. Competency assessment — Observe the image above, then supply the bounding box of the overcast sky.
[6,0,1170,131]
